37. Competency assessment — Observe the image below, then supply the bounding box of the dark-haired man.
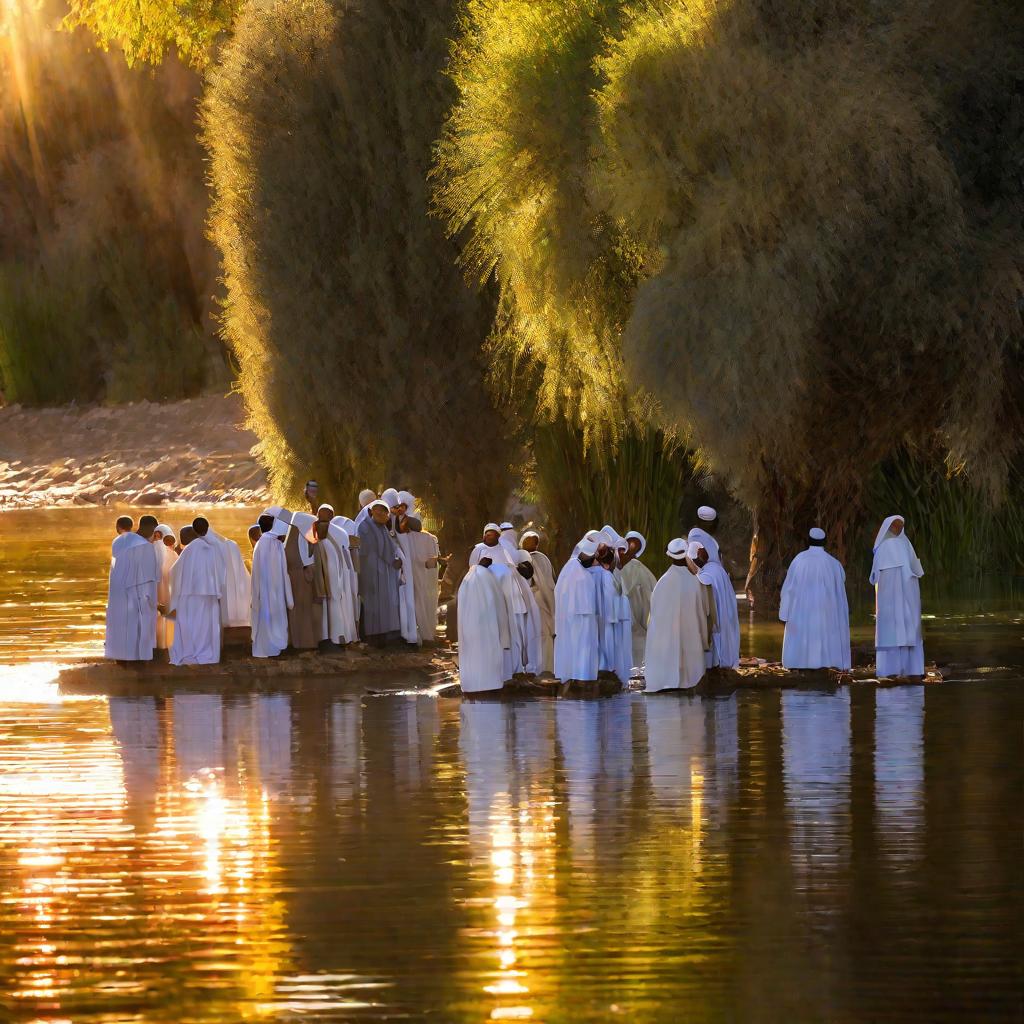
[168,517,227,665]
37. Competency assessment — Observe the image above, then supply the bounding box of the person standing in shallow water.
[870,515,925,678]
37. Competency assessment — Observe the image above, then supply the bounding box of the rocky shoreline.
[0,394,269,510]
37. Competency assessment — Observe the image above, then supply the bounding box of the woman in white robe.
[870,515,925,678]
[779,528,851,669]
[644,539,711,692]
[457,565,510,693]
[688,526,740,669]
[251,528,294,658]
[168,526,227,666]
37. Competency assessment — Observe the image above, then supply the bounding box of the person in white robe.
[644,537,712,693]
[105,517,162,662]
[457,565,511,693]
[405,516,442,643]
[312,518,351,647]
[207,524,251,628]
[324,512,360,644]
[470,523,515,567]
[484,554,532,676]
[554,538,601,683]
[688,524,740,669]
[600,525,634,682]
[520,531,555,673]
[380,489,419,645]
[168,517,227,666]
[511,551,543,674]
[352,489,378,529]
[870,515,925,678]
[779,527,851,670]
[153,524,178,651]
[619,531,658,671]
[251,514,294,658]
[498,522,519,561]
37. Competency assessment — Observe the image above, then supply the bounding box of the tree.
[203,0,514,546]
[438,0,1024,603]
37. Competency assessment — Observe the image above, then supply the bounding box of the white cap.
[809,527,826,541]
[155,523,174,539]
[499,521,515,531]
[369,499,390,512]
[578,538,599,557]
[520,530,540,543]
[317,503,335,516]
[697,505,717,522]
[666,537,688,558]
[625,530,646,556]
[270,519,289,537]
[687,541,702,560]
[483,522,501,535]
[358,489,376,506]
[516,549,532,564]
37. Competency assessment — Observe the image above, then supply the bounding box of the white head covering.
[577,538,599,558]
[483,522,501,536]
[666,537,688,558]
[809,527,826,541]
[697,505,717,522]
[520,530,540,544]
[398,490,416,516]
[155,523,174,540]
[369,499,390,513]
[358,489,376,507]
[270,518,289,537]
[276,508,293,524]
[318,503,335,517]
[600,524,627,550]
[381,488,401,509]
[871,515,924,579]
[263,505,283,519]
[515,549,533,564]
[499,521,514,531]
[687,541,702,560]
[624,530,647,556]
[290,511,317,566]
[327,519,351,549]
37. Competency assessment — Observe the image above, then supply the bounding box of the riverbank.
[0,394,268,509]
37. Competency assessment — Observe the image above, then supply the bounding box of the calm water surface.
[0,509,1021,1022]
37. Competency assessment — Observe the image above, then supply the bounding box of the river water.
[0,508,1021,1022]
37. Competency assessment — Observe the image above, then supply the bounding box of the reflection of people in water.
[875,686,924,865]
[173,694,224,781]
[109,696,161,830]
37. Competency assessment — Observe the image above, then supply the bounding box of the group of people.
[104,482,445,667]
[457,508,926,693]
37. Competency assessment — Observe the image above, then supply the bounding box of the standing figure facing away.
[105,515,161,664]
[870,515,925,678]
[644,538,712,693]
[554,537,601,684]
[251,514,293,658]
[168,517,227,666]
[779,528,851,670]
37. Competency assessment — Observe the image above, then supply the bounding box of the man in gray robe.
[356,499,403,645]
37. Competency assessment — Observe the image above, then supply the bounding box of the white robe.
[620,558,657,670]
[328,521,360,638]
[689,528,740,669]
[779,547,851,669]
[870,521,925,677]
[104,534,161,661]
[169,536,226,666]
[251,533,293,658]
[209,529,251,627]
[554,558,599,683]
[528,550,556,673]
[644,565,711,692]
[593,566,629,682]
[393,530,420,645]
[407,529,440,642]
[319,533,353,644]
[457,565,511,693]
[155,543,178,650]
[469,541,515,567]
[489,563,539,676]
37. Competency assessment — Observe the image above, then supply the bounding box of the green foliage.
[0,0,224,404]
[527,415,700,570]
[204,0,515,541]
[438,0,1024,599]
[62,0,238,67]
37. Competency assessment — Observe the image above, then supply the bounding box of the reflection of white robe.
[105,534,161,661]
[620,558,657,670]
[870,528,925,677]
[644,565,710,692]
[779,547,851,669]
[554,559,599,683]
[251,534,293,658]
[457,566,510,693]
[169,536,225,666]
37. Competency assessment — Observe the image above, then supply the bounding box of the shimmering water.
[0,509,1022,1021]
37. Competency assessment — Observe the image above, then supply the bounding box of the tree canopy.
[204,0,514,536]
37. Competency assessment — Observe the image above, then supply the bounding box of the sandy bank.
[0,394,268,510]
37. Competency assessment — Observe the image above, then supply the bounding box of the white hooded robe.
[688,527,740,669]
[870,516,925,677]
[105,534,161,662]
[779,546,851,669]
[457,565,511,693]
[168,536,226,666]
[554,558,600,683]
[250,532,293,658]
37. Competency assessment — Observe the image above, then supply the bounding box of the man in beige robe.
[520,530,555,673]
[619,530,658,671]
